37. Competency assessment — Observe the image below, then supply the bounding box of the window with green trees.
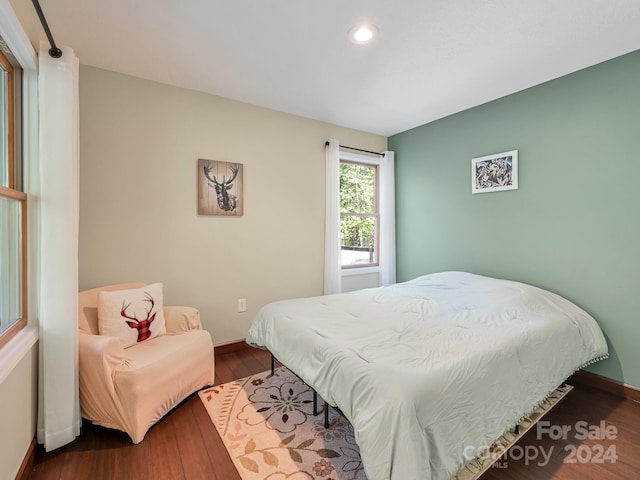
[0,41,27,350]
[340,161,378,267]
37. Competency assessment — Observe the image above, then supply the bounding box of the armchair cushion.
[164,306,202,332]
[98,283,167,347]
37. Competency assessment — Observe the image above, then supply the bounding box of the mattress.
[246,271,608,479]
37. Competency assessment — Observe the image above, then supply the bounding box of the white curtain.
[36,43,81,451]
[324,139,342,295]
[379,151,396,286]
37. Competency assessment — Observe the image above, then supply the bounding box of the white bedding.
[246,271,608,480]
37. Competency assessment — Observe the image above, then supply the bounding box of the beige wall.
[0,344,38,480]
[79,66,386,343]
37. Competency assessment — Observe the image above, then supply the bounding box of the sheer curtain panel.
[379,151,396,286]
[324,139,342,295]
[36,43,81,451]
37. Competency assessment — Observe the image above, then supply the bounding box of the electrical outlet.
[238,298,247,313]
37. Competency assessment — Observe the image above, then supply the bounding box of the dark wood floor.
[29,347,640,479]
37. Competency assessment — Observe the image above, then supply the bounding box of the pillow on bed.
[98,283,166,348]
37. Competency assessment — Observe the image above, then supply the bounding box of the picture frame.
[471,150,518,194]
[197,159,244,216]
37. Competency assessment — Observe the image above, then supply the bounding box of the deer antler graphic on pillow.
[120,292,156,342]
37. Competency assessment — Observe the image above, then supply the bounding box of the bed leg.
[313,390,318,415]
[271,354,275,376]
[324,401,329,428]
[514,424,520,435]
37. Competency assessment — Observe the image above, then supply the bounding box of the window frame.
[0,5,38,383]
[339,152,381,271]
[0,43,28,351]
[0,47,14,188]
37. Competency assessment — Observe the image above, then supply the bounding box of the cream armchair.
[78,282,215,443]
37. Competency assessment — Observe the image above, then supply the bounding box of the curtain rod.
[324,141,385,157]
[32,0,62,58]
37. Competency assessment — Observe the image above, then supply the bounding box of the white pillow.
[98,283,167,348]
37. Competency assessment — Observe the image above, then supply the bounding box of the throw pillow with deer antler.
[98,283,167,348]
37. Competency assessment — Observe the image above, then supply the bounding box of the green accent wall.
[389,50,640,388]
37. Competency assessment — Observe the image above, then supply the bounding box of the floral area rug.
[198,367,572,480]
[199,366,365,480]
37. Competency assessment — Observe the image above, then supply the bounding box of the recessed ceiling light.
[349,24,378,45]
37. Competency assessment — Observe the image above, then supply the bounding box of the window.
[0,40,27,350]
[340,159,378,268]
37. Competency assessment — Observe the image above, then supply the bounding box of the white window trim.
[0,326,37,383]
[339,151,381,276]
[342,265,380,276]
[0,0,40,383]
[340,150,381,166]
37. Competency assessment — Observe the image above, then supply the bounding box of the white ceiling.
[24,0,640,136]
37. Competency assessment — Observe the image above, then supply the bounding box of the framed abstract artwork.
[472,150,518,194]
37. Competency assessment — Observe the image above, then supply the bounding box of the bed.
[246,271,608,480]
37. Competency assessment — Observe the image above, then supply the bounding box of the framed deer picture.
[197,159,244,216]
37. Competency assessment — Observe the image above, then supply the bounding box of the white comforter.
[246,271,608,480]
